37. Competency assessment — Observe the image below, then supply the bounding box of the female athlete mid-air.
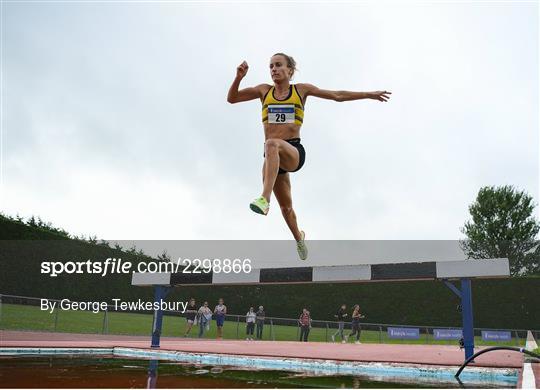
[227,53,391,260]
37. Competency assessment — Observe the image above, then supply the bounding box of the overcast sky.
[2,1,538,242]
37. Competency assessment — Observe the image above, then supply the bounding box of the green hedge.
[1,217,538,329]
[166,278,539,329]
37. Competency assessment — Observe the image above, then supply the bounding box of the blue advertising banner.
[481,331,511,341]
[387,327,420,339]
[433,329,463,340]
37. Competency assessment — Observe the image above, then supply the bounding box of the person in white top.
[214,298,227,339]
[197,302,212,338]
[245,307,257,340]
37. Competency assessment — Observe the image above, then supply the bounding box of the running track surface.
[0,330,527,370]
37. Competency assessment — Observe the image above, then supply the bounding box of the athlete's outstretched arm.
[298,83,391,103]
[227,61,268,104]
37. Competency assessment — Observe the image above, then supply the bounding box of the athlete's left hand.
[369,91,392,102]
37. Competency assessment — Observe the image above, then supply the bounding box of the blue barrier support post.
[461,278,474,360]
[151,285,171,348]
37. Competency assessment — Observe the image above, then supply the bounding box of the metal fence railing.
[1,293,537,346]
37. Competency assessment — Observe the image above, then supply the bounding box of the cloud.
[3,2,538,241]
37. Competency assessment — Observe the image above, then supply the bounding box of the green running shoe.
[249,196,269,215]
[297,230,308,260]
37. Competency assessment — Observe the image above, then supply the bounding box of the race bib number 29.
[268,105,295,124]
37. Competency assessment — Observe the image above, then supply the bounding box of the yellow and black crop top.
[262,85,304,125]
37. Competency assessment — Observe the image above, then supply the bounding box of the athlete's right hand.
[236,61,249,79]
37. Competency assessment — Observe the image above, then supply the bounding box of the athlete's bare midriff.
[263,123,301,141]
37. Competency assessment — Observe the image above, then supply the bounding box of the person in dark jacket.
[256,305,265,339]
[331,304,348,343]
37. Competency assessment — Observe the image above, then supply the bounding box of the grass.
[0,303,524,347]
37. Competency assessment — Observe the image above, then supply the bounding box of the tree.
[157,250,172,263]
[460,185,540,276]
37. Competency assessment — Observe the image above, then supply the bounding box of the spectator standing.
[184,298,198,337]
[346,304,364,344]
[331,304,348,343]
[256,305,266,339]
[245,306,256,340]
[197,301,212,338]
[214,298,227,339]
[298,308,312,342]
